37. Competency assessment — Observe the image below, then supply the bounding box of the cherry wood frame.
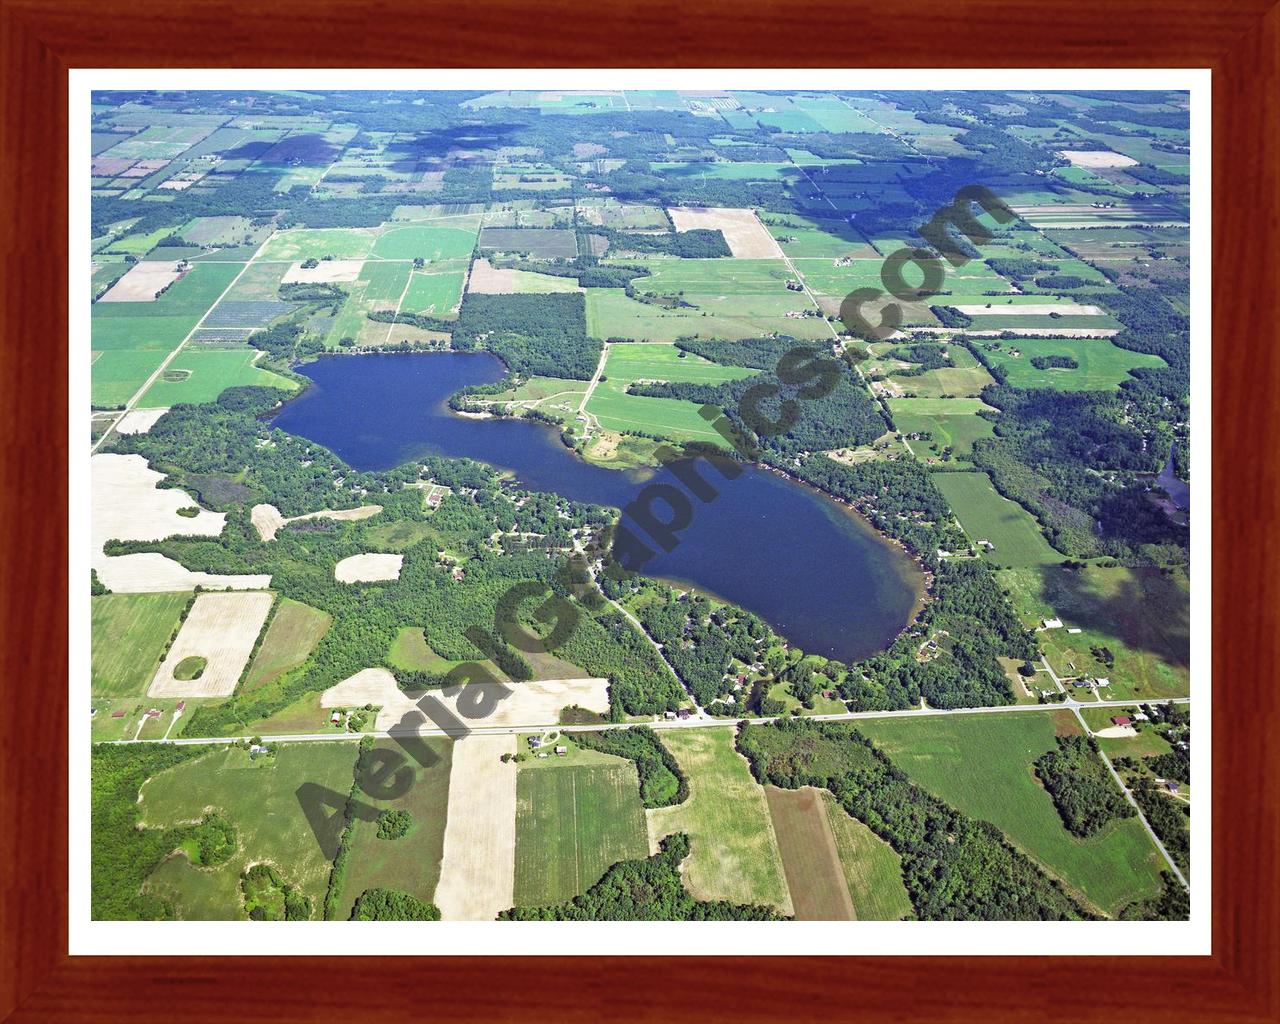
[2,1,1276,1020]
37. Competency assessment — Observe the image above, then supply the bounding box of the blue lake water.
[271,352,922,662]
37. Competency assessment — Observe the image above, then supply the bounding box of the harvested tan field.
[1059,150,1139,168]
[950,303,1105,316]
[1094,724,1139,738]
[321,668,609,733]
[92,454,271,593]
[280,259,365,284]
[434,734,517,921]
[148,591,274,698]
[466,258,581,294]
[114,407,169,435]
[334,553,402,583]
[667,206,783,258]
[99,261,185,302]
[251,503,383,542]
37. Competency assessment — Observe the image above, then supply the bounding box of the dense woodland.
[1034,736,1136,837]
[453,293,599,380]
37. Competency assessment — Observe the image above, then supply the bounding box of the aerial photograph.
[87,86,1192,925]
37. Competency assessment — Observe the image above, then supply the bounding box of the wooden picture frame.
[2,1,1275,1019]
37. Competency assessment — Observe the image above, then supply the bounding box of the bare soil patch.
[280,259,365,284]
[434,734,517,920]
[667,206,783,258]
[99,261,185,303]
[321,669,609,733]
[92,454,271,593]
[1059,150,1139,169]
[148,591,274,698]
[333,553,403,583]
[765,786,855,920]
[115,408,169,435]
[251,503,382,542]
[951,303,1105,316]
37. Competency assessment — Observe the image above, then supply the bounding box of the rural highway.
[109,693,1188,747]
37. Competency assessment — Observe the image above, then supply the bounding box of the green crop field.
[98,227,174,255]
[259,228,377,261]
[336,738,453,919]
[934,471,1065,566]
[401,271,465,315]
[856,712,1164,916]
[139,349,297,408]
[240,599,331,693]
[821,791,913,920]
[963,314,1122,331]
[91,593,189,698]
[792,256,1012,301]
[326,262,415,346]
[1001,565,1190,701]
[91,348,172,407]
[92,262,243,323]
[513,762,649,907]
[882,344,996,398]
[584,342,755,444]
[91,313,195,351]
[585,287,830,343]
[977,338,1167,391]
[372,224,478,261]
[647,727,792,914]
[140,743,359,919]
[767,219,878,259]
[888,398,996,459]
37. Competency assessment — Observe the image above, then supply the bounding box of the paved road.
[108,694,1188,747]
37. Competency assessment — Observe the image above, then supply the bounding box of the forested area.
[633,590,771,707]
[350,887,441,921]
[737,720,1090,920]
[107,387,684,733]
[633,337,887,456]
[499,833,783,921]
[92,743,219,919]
[1131,779,1190,875]
[593,226,731,258]
[452,293,600,379]
[968,384,1188,562]
[1034,736,1135,837]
